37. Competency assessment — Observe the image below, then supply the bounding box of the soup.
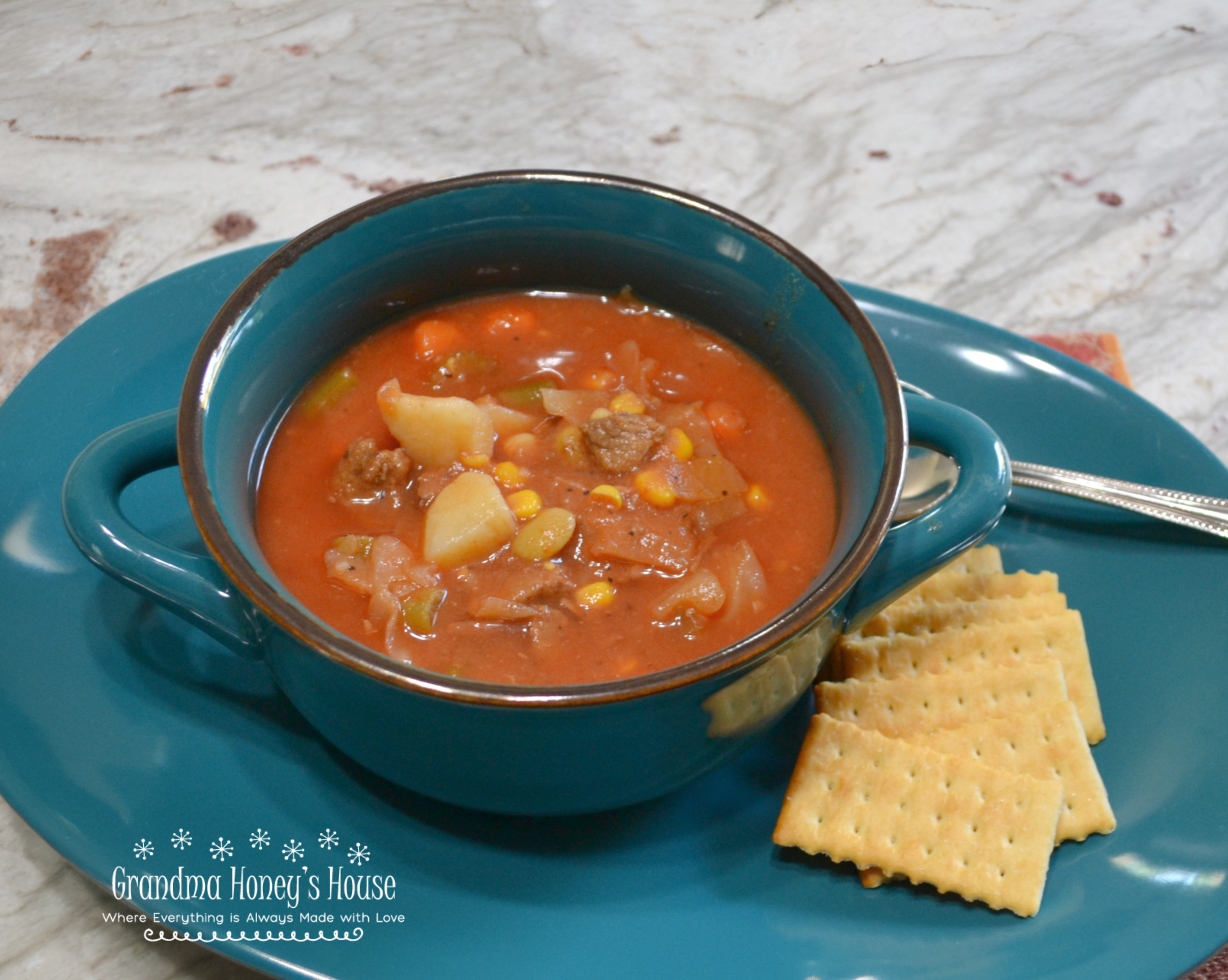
[256,291,837,685]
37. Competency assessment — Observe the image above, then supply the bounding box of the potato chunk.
[377,379,495,467]
[423,471,516,567]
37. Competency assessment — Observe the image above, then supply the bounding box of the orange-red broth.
[256,292,838,685]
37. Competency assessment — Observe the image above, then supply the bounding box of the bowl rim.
[178,169,906,708]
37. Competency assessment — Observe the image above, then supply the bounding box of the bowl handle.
[843,393,1011,632]
[62,410,264,659]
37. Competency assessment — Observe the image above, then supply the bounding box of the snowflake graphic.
[210,837,233,862]
[283,839,305,862]
[171,829,192,850]
[348,842,370,866]
[318,828,339,850]
[133,838,154,860]
[250,828,270,850]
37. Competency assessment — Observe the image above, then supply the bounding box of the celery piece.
[431,351,498,388]
[333,534,374,559]
[402,587,447,635]
[497,378,556,412]
[442,351,496,378]
[302,366,358,415]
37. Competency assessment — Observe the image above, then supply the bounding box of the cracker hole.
[957,696,964,706]
[924,846,933,856]
[1008,741,1016,751]
[974,748,982,757]
[998,869,1006,878]
[1012,645,1020,654]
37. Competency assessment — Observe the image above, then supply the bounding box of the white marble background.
[1,1,1226,977]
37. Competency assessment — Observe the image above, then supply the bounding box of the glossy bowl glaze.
[63,171,1009,813]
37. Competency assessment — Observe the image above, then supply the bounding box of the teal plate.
[1,245,1226,979]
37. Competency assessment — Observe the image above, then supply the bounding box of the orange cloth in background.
[1030,332,1133,388]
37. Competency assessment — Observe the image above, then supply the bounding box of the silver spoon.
[895,382,1228,540]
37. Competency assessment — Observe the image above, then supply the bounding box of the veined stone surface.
[1,1,1226,977]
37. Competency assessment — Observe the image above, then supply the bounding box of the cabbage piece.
[691,495,748,533]
[653,568,726,620]
[580,500,697,573]
[710,540,768,620]
[324,538,374,594]
[474,394,538,438]
[609,339,657,397]
[657,402,748,500]
[370,534,438,598]
[467,597,547,622]
[541,388,611,426]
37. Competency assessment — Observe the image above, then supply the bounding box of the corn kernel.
[575,581,616,610]
[460,453,491,469]
[494,461,525,489]
[555,424,587,466]
[666,427,694,462]
[746,484,770,509]
[634,469,677,508]
[512,507,577,560]
[589,407,613,420]
[609,391,647,414]
[503,432,538,459]
[589,484,624,509]
[506,489,543,520]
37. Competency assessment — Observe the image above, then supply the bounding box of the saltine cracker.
[774,715,1062,917]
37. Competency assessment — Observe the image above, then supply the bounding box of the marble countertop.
[1,1,1225,977]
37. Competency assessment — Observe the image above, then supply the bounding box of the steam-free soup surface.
[257,291,837,685]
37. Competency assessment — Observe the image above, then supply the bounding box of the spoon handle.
[1011,460,1228,540]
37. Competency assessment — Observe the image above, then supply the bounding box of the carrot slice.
[412,319,464,360]
[704,401,747,442]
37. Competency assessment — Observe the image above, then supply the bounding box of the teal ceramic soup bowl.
[62,171,1009,815]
